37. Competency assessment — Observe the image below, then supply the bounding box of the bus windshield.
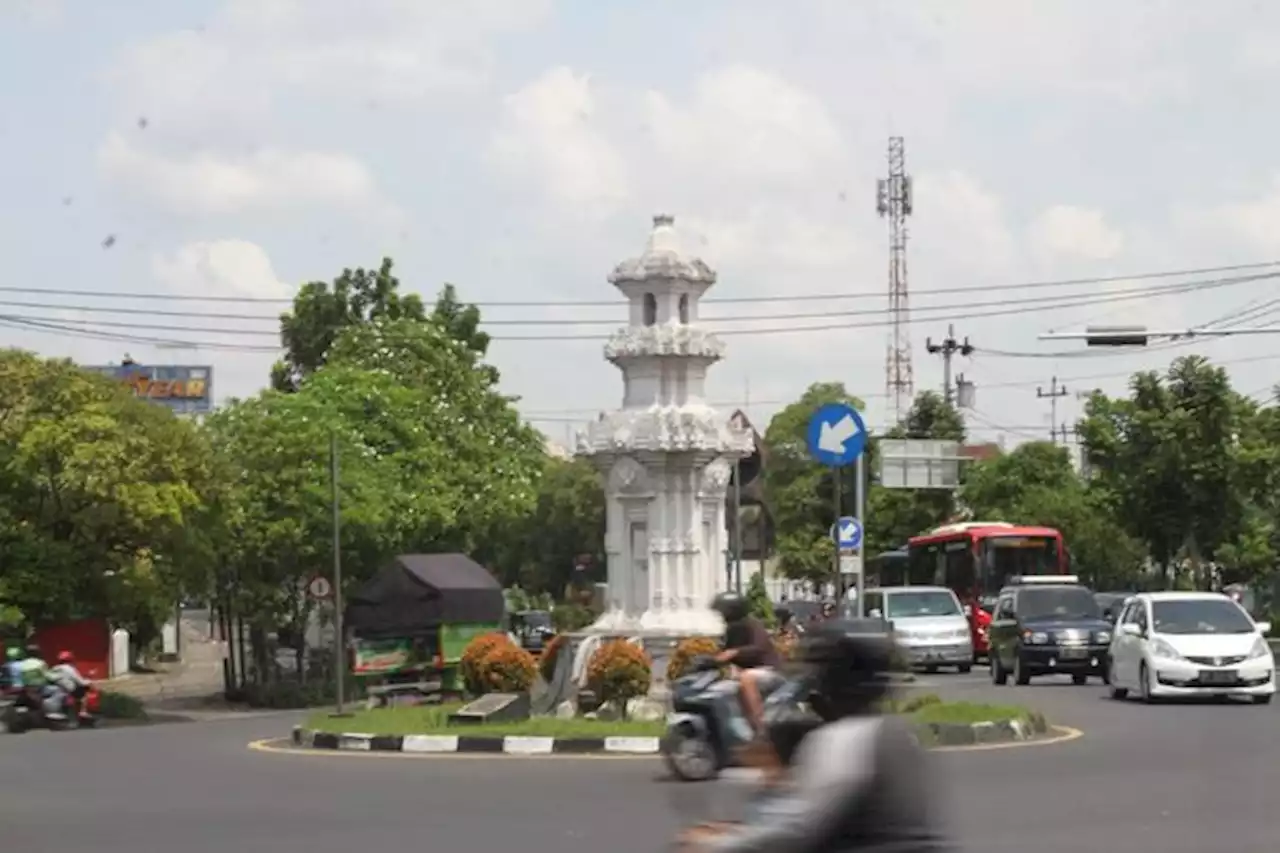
[983,535,1059,589]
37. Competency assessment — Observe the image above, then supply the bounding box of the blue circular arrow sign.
[805,402,868,467]
[831,516,864,550]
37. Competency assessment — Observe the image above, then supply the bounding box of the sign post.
[806,402,869,616]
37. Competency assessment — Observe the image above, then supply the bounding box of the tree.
[482,456,605,595]
[271,258,426,392]
[1077,355,1249,586]
[762,383,866,583]
[959,441,1146,589]
[0,350,217,641]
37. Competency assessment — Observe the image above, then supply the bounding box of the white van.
[864,585,974,673]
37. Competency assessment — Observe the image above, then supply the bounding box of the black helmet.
[798,619,895,718]
[24,644,41,659]
[710,591,749,624]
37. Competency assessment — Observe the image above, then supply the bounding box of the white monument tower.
[576,214,754,635]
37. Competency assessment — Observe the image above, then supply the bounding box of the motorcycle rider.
[678,620,950,853]
[711,592,782,740]
[45,650,90,720]
[15,644,50,713]
[2,646,22,691]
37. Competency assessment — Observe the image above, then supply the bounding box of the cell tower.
[876,136,914,422]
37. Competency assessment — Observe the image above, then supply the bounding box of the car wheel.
[958,664,972,674]
[924,665,939,674]
[1252,694,1273,706]
[1138,662,1156,704]
[1014,654,1032,685]
[1071,673,1088,686]
[1108,660,1127,699]
[990,651,1008,686]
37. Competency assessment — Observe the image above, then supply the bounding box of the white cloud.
[105,0,551,130]
[488,67,631,213]
[97,132,389,217]
[642,66,845,187]
[1196,177,1280,254]
[152,239,293,299]
[3,0,61,26]
[1029,206,1125,262]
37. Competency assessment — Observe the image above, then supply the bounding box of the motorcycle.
[661,656,812,782]
[4,683,100,734]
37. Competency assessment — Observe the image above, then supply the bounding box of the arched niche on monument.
[678,294,689,324]
[643,293,657,326]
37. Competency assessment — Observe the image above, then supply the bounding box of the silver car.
[865,586,974,673]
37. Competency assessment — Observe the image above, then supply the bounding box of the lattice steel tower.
[876,136,914,422]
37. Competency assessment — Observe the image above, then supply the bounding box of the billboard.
[86,363,214,414]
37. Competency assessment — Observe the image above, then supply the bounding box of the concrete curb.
[291,714,1049,755]
[291,727,661,754]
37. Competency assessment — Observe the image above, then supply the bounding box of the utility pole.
[925,324,973,406]
[1037,378,1068,443]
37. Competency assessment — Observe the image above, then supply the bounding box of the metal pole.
[832,465,841,601]
[733,458,743,593]
[330,430,346,716]
[855,454,867,619]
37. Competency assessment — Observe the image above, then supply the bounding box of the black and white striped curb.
[291,726,661,755]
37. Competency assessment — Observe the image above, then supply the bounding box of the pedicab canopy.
[345,553,504,639]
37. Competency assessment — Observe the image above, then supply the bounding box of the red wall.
[32,619,111,680]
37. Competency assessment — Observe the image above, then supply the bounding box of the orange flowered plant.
[460,632,515,696]
[586,640,652,715]
[477,644,538,693]
[666,636,722,682]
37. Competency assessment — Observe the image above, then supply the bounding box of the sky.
[4,0,1280,451]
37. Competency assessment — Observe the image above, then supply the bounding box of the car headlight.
[1022,631,1049,645]
[1095,631,1112,644]
[1248,636,1269,659]
[950,628,970,640]
[1151,638,1183,660]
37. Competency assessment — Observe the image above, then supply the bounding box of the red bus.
[905,522,1069,656]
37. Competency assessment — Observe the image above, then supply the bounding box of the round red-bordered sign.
[306,575,333,600]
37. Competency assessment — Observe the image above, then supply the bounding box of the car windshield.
[885,591,961,618]
[1152,599,1256,635]
[1018,587,1100,620]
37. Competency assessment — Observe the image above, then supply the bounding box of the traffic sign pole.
[832,465,841,599]
[855,453,866,619]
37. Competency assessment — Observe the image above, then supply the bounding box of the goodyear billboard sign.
[86,364,213,414]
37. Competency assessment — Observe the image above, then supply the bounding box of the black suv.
[989,577,1114,686]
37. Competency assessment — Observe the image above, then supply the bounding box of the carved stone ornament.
[608,215,717,287]
[604,325,726,363]
[699,457,733,497]
[607,456,651,496]
[577,406,755,457]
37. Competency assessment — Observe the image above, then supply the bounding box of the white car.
[1107,591,1274,704]
[864,586,974,673]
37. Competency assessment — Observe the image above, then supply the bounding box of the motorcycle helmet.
[798,619,895,719]
[24,644,41,659]
[710,591,748,624]
[56,650,74,664]
[4,646,19,661]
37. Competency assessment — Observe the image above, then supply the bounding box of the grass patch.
[908,699,1029,726]
[97,690,148,720]
[303,703,665,738]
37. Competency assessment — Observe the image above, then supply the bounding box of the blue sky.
[4,0,1280,447]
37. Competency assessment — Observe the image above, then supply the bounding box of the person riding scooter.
[677,621,951,853]
[14,644,50,714]
[45,650,90,720]
[711,592,782,741]
[1,646,22,692]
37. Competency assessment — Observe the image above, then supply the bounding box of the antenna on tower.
[876,136,914,423]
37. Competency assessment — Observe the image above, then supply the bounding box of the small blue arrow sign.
[805,402,868,467]
[831,517,863,550]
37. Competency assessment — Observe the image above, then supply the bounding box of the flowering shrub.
[540,633,569,683]
[587,640,652,713]
[477,644,538,693]
[460,632,515,695]
[666,636,721,682]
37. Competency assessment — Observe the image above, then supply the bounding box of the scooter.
[661,656,811,782]
[4,684,100,734]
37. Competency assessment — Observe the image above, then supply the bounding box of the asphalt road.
[1,672,1276,853]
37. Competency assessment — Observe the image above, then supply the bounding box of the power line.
[0,259,1277,306]
[0,272,1266,350]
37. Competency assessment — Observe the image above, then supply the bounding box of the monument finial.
[653,213,675,228]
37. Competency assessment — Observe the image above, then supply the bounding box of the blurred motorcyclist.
[678,621,950,853]
[711,592,782,740]
[15,644,50,712]
[45,650,90,720]
[2,646,23,691]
